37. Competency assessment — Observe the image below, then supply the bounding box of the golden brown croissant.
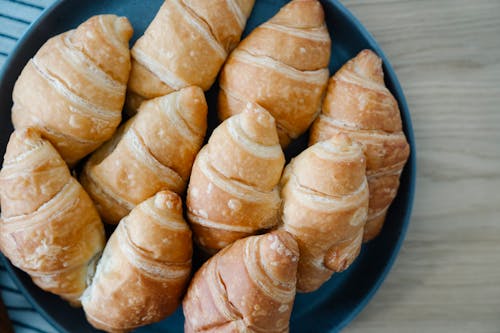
[183,230,298,333]
[310,50,410,241]
[11,15,133,166]
[126,0,255,113]
[0,128,105,305]
[218,0,331,147]
[82,191,192,332]
[280,135,369,292]
[186,105,285,253]
[81,86,208,224]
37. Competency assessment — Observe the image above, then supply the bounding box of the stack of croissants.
[0,0,410,332]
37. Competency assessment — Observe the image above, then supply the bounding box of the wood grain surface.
[341,1,500,332]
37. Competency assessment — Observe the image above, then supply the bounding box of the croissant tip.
[238,104,281,146]
[335,49,385,85]
[153,191,183,214]
[315,134,364,158]
[268,230,299,260]
[355,49,382,65]
[274,0,325,28]
[113,16,134,41]
[350,49,383,74]
[243,103,276,127]
[4,128,44,160]
[11,127,41,140]
[329,133,353,145]
[179,86,206,106]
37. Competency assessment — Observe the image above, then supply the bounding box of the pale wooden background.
[1,0,499,332]
[341,1,500,332]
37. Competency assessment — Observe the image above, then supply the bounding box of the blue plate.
[0,0,417,332]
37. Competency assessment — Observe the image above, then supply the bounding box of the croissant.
[183,230,298,333]
[81,86,207,224]
[11,15,133,166]
[310,50,411,241]
[0,128,105,305]
[126,0,255,113]
[280,135,369,292]
[218,0,331,147]
[186,105,285,253]
[82,191,192,332]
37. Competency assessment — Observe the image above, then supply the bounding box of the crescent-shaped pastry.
[183,230,298,333]
[11,15,133,165]
[81,86,208,224]
[218,0,331,147]
[310,50,410,241]
[186,105,285,253]
[82,191,192,332]
[126,0,255,113]
[280,135,369,292]
[0,128,105,305]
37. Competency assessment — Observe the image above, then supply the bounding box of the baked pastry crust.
[81,86,207,224]
[187,105,285,253]
[0,128,105,305]
[11,15,133,165]
[183,230,298,333]
[218,0,331,147]
[310,49,410,240]
[82,191,192,332]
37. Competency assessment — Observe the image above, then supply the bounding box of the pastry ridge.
[309,49,411,241]
[187,106,285,253]
[82,191,192,332]
[280,135,369,292]
[183,231,298,333]
[218,0,331,147]
[126,0,255,114]
[0,128,105,305]
[81,86,208,224]
[11,15,133,165]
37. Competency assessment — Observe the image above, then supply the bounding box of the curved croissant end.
[82,191,192,332]
[218,0,331,147]
[0,128,105,305]
[281,134,369,292]
[81,86,208,224]
[183,230,298,333]
[310,49,410,241]
[187,105,285,253]
[126,0,255,114]
[11,15,133,166]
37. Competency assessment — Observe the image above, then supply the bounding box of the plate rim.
[0,0,417,332]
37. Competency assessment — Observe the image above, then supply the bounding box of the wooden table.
[341,1,500,332]
[1,0,499,332]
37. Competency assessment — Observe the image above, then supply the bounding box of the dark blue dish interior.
[0,0,416,332]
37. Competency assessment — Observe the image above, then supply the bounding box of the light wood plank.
[340,0,500,332]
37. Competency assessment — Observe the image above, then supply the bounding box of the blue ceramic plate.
[0,0,416,332]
